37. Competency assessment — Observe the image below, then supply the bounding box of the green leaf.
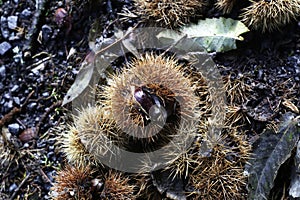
[157,18,249,53]
[246,113,300,200]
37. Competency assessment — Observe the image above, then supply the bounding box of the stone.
[0,16,9,39]
[0,41,12,55]
[7,16,18,30]
[8,123,20,135]
[21,9,32,18]
[0,66,6,78]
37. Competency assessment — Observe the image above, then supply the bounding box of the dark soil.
[0,0,299,199]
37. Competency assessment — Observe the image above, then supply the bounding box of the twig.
[35,100,62,134]
[0,91,34,128]
[94,22,140,57]
[9,172,31,200]
[21,91,35,109]
[26,55,54,70]
[0,108,21,128]
[39,168,52,184]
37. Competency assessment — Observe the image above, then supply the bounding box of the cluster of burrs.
[51,53,251,199]
[132,0,300,32]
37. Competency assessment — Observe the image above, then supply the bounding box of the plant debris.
[246,113,300,200]
[0,0,299,199]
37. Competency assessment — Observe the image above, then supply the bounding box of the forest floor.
[0,0,299,199]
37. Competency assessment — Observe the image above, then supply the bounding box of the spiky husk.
[188,129,251,199]
[240,0,300,32]
[132,174,163,200]
[74,106,123,163]
[102,54,201,142]
[100,171,137,199]
[223,74,252,126]
[158,119,201,178]
[51,165,95,200]
[133,0,206,28]
[55,106,121,167]
[215,0,237,14]
[0,129,15,169]
[57,125,95,167]
[50,165,136,200]
[51,165,136,200]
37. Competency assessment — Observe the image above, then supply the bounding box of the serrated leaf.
[157,17,249,52]
[246,113,300,200]
[62,62,94,105]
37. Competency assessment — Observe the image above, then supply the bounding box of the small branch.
[94,22,140,57]
[21,91,35,109]
[0,91,34,129]
[0,108,21,128]
[26,55,54,70]
[39,168,52,184]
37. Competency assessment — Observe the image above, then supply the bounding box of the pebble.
[0,16,9,39]
[11,85,19,92]
[42,92,49,97]
[3,93,11,99]
[0,0,101,198]
[13,97,20,105]
[21,8,32,19]
[57,1,64,6]
[13,53,23,65]
[41,25,52,43]
[23,143,30,148]
[12,46,20,54]
[7,16,18,30]
[27,102,37,111]
[58,50,64,57]
[0,66,6,78]
[9,183,18,192]
[5,100,13,110]
[0,41,12,55]
[8,123,20,135]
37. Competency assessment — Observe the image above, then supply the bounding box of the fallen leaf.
[245,113,300,200]
[157,17,249,52]
[289,139,300,198]
[62,61,94,106]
